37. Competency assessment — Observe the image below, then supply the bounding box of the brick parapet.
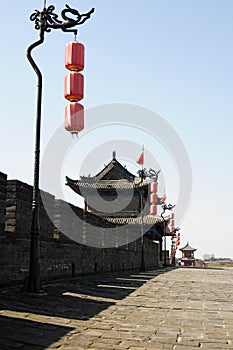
[0,173,161,286]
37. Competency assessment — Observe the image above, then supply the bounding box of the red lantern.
[150,205,157,215]
[65,102,84,133]
[64,72,84,101]
[150,193,158,204]
[170,226,174,233]
[150,182,158,193]
[170,219,174,226]
[170,212,174,219]
[65,41,85,72]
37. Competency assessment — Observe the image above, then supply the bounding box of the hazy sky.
[1,0,233,259]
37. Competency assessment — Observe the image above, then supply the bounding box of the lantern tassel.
[71,132,78,138]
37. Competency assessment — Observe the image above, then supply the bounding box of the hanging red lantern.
[65,41,85,72]
[170,225,174,233]
[150,182,158,193]
[170,212,174,219]
[65,102,84,133]
[64,72,84,101]
[150,193,158,205]
[150,205,157,215]
[170,219,174,226]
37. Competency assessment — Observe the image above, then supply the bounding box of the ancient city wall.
[0,171,160,286]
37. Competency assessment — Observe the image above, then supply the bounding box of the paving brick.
[1,268,233,349]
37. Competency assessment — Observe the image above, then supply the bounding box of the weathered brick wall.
[0,175,161,286]
[5,180,54,240]
[0,172,7,233]
[144,237,160,269]
[5,180,32,235]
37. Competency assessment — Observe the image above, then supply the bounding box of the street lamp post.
[137,168,160,272]
[23,1,94,292]
[140,188,145,271]
[161,203,175,267]
[137,173,145,271]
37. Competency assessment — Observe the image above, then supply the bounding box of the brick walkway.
[0,267,233,349]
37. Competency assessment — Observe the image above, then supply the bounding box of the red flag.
[136,151,144,166]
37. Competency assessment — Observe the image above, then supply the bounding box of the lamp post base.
[22,275,41,293]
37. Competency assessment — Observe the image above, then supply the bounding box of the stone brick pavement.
[0,267,233,349]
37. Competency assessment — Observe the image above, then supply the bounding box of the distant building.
[179,242,197,267]
[203,253,215,261]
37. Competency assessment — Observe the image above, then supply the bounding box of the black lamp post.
[140,188,145,271]
[161,203,175,267]
[23,1,94,292]
[137,168,160,272]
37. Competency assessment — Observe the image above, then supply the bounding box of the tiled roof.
[95,159,135,181]
[179,242,197,251]
[67,178,151,189]
[103,215,170,225]
[66,177,151,190]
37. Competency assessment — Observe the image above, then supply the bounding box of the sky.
[0,0,233,259]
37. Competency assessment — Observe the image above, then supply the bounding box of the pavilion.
[66,152,172,264]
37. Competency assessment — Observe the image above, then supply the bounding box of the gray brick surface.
[0,267,233,349]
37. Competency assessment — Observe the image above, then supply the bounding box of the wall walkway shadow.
[0,269,172,321]
[0,315,74,350]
